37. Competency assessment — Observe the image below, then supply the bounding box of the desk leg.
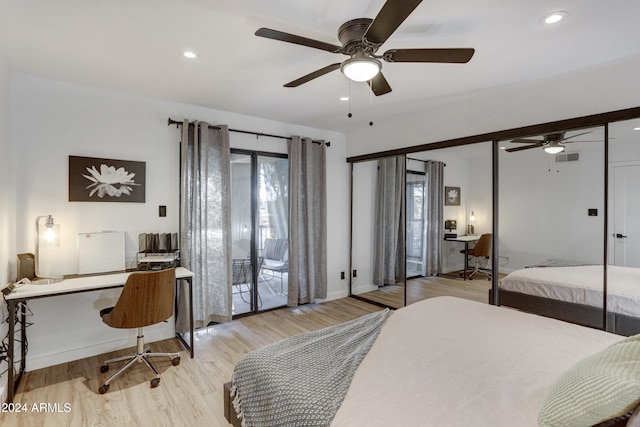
[7,300,15,403]
[20,303,26,386]
[188,276,194,358]
[175,277,194,358]
[5,300,26,403]
[463,242,469,281]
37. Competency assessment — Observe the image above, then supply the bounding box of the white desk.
[444,235,479,280]
[4,267,194,403]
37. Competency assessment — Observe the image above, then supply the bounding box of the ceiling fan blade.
[510,138,544,144]
[560,131,593,142]
[505,143,544,153]
[563,139,603,144]
[383,48,475,63]
[283,63,341,88]
[255,28,341,53]
[364,0,424,45]
[369,72,392,96]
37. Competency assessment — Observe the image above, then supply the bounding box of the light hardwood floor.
[3,274,495,427]
[357,272,495,307]
[1,298,383,427]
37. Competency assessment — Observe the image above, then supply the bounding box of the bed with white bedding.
[497,265,640,335]
[224,296,640,427]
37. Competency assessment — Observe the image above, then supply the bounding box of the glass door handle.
[615,233,628,238]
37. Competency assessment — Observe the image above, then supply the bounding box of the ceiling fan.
[255,0,475,96]
[505,131,594,154]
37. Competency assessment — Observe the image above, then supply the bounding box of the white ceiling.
[1,0,639,133]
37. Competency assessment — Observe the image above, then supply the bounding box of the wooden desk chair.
[98,268,180,394]
[461,233,492,280]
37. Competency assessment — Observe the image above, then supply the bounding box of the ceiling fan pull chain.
[348,80,353,118]
[368,81,374,126]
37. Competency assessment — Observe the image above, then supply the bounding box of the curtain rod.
[167,118,330,147]
[406,157,446,167]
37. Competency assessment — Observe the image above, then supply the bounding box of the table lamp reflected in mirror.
[467,210,475,235]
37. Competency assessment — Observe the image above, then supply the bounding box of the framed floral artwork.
[444,186,461,206]
[69,156,146,202]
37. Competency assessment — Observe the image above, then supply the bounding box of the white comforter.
[500,265,640,316]
[331,296,621,427]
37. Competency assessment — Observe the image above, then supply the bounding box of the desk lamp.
[34,215,63,284]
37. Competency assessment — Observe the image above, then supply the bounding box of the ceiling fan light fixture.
[542,11,567,25]
[543,142,565,154]
[341,55,381,82]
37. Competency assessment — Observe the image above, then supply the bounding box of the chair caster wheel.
[150,378,160,388]
[100,365,109,373]
[172,357,181,366]
[98,384,110,394]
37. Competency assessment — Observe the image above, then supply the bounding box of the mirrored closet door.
[496,126,607,327]
[349,142,494,309]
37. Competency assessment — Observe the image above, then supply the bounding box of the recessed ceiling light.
[183,51,197,59]
[542,11,567,25]
[340,96,349,101]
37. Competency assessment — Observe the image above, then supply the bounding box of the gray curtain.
[288,136,327,307]
[179,120,232,327]
[373,156,406,285]
[422,160,444,276]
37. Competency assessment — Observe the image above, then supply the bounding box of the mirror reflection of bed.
[350,142,494,309]
[497,120,640,336]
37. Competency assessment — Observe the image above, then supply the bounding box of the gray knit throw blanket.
[230,308,392,427]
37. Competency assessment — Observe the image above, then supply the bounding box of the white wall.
[8,72,348,370]
[467,154,493,237]
[0,57,11,404]
[499,145,605,271]
[0,60,8,285]
[346,56,640,158]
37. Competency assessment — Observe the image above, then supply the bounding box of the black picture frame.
[69,156,146,203]
[444,186,461,206]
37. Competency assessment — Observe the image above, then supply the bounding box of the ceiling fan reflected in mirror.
[505,131,595,154]
[255,0,475,96]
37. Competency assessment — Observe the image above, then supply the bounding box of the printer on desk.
[137,232,179,270]
[444,219,457,239]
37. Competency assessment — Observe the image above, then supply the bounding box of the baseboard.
[26,326,174,372]
[317,288,349,303]
[350,283,378,295]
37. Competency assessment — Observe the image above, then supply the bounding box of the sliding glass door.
[230,150,288,316]
[406,171,425,278]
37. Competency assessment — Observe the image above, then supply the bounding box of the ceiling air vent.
[555,152,579,163]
